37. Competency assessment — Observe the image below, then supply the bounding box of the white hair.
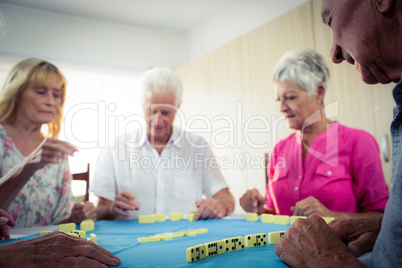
[139,67,183,106]
[272,48,330,98]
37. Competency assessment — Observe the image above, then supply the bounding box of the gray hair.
[272,48,330,98]
[139,67,183,106]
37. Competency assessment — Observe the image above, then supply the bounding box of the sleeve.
[91,148,118,201]
[200,145,229,197]
[264,148,276,210]
[51,158,75,224]
[351,131,389,212]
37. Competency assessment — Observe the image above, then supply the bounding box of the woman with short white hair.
[240,48,389,220]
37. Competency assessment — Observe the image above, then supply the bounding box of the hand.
[275,215,364,267]
[0,231,120,267]
[109,190,140,220]
[291,196,334,217]
[70,202,97,224]
[239,188,266,213]
[31,138,78,168]
[0,209,14,240]
[195,197,227,220]
[329,215,382,257]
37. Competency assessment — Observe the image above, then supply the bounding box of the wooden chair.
[72,164,90,202]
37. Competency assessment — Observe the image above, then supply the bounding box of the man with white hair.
[93,67,235,221]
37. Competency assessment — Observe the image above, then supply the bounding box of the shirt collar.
[166,125,183,149]
[143,125,183,149]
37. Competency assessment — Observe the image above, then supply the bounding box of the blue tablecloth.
[1,218,290,267]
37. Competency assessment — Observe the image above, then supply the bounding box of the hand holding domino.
[239,188,266,214]
[195,197,226,220]
[70,202,97,224]
[109,190,140,219]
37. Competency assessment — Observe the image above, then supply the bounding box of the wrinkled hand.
[0,231,120,267]
[195,198,226,220]
[70,202,97,224]
[275,215,364,267]
[32,138,77,168]
[239,188,266,213]
[109,190,140,220]
[0,209,14,240]
[291,196,334,217]
[329,215,382,257]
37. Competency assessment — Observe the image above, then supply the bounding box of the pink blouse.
[265,122,389,215]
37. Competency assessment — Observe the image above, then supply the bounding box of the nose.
[279,100,289,114]
[45,92,56,106]
[153,112,164,125]
[330,42,344,64]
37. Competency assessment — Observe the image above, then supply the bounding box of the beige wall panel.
[177,40,248,212]
[240,2,315,193]
[312,0,394,184]
[177,2,318,213]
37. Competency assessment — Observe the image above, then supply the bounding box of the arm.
[292,196,384,220]
[195,188,235,220]
[97,190,140,221]
[0,139,77,209]
[0,231,120,267]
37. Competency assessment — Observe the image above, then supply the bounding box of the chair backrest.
[72,163,90,202]
[264,153,269,186]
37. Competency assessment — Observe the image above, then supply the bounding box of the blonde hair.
[0,58,67,138]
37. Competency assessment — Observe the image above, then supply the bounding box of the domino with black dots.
[186,244,206,263]
[223,236,245,252]
[205,240,225,257]
[245,233,267,248]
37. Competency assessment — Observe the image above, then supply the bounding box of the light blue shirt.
[371,81,402,267]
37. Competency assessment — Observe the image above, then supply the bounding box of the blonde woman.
[0,58,96,227]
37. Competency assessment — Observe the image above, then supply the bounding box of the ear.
[316,85,326,105]
[374,0,394,13]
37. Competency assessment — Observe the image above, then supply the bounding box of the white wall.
[0,1,310,69]
[186,0,310,61]
[0,3,186,71]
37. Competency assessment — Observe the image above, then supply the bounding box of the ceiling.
[0,0,249,33]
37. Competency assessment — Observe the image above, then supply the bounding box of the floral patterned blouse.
[0,124,74,228]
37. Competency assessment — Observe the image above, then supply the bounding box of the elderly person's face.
[321,0,398,84]
[143,90,179,143]
[275,81,323,131]
[16,72,62,125]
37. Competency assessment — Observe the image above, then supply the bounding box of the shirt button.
[295,187,299,191]
[298,175,302,179]
[327,171,332,176]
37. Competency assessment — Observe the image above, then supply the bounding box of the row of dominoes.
[187,230,289,263]
[246,213,335,225]
[58,219,95,232]
[137,228,208,243]
[139,211,198,223]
